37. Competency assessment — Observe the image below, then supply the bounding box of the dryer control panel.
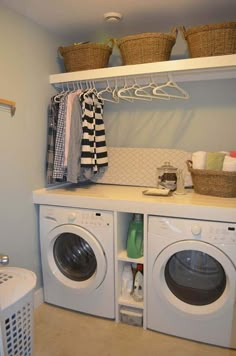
[148,216,236,244]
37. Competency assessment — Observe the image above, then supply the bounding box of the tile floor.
[34,304,236,356]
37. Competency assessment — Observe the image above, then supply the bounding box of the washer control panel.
[71,211,112,227]
[43,206,113,227]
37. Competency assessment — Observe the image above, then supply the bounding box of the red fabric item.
[230,151,236,158]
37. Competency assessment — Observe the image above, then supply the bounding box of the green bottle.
[127,214,143,259]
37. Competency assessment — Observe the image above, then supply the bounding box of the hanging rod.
[0,98,16,116]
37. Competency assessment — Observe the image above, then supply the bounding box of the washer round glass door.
[152,240,236,313]
[47,225,107,292]
[53,232,97,282]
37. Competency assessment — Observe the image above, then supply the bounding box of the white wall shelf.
[50,54,236,89]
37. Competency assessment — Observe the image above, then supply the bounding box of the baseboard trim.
[34,287,44,308]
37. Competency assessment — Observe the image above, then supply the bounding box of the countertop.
[33,183,236,223]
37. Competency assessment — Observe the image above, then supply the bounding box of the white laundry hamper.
[0,267,36,356]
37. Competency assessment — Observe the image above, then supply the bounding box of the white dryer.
[147,215,236,348]
[39,205,115,319]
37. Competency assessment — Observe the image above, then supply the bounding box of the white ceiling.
[1,0,236,42]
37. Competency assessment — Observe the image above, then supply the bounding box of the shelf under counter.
[117,250,144,264]
[118,296,144,310]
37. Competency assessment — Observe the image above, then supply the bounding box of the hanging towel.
[80,91,108,179]
[206,152,226,171]
[93,94,109,169]
[223,156,236,172]
[192,151,207,169]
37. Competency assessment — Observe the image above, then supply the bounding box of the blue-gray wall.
[0,4,235,291]
[0,5,63,288]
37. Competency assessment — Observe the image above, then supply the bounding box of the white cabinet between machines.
[115,212,145,327]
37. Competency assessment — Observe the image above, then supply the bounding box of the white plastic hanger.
[54,82,70,103]
[97,80,119,103]
[135,76,170,100]
[118,77,152,102]
[153,74,190,99]
[116,78,134,102]
[112,79,120,103]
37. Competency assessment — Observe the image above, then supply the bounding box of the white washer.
[39,205,115,319]
[147,215,236,348]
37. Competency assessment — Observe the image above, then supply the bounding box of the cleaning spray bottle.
[133,267,143,302]
[127,214,143,259]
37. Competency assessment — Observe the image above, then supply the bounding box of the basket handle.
[180,26,187,39]
[170,27,178,39]
[58,46,63,56]
[186,160,193,170]
[104,38,115,49]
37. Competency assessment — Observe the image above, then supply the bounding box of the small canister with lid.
[157,161,178,191]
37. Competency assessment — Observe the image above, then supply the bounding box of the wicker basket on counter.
[180,22,236,58]
[116,28,178,65]
[58,40,113,72]
[186,160,236,198]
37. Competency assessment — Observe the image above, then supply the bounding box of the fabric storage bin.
[186,160,236,198]
[120,307,143,326]
[116,28,178,65]
[181,22,236,58]
[58,40,113,72]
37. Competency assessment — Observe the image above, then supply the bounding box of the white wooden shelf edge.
[118,296,144,309]
[50,54,236,86]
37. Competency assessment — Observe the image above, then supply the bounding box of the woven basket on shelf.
[58,41,113,72]
[186,160,236,198]
[116,28,178,65]
[181,22,236,58]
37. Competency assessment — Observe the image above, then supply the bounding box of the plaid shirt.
[46,97,59,184]
[52,94,68,180]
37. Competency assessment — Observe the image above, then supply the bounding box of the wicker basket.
[181,22,236,58]
[116,28,178,65]
[58,41,113,72]
[186,160,236,198]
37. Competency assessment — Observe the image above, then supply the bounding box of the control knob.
[191,224,202,236]
[68,213,77,222]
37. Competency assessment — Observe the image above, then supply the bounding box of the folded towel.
[192,151,207,169]
[223,156,236,172]
[230,150,236,158]
[206,152,226,170]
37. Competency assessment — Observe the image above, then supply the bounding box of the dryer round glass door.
[47,224,107,293]
[152,240,236,314]
[164,250,226,305]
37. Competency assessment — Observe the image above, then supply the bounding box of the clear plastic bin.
[0,267,36,356]
[120,306,143,327]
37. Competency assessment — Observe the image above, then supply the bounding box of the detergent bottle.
[127,214,143,259]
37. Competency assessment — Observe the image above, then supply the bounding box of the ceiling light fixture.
[104,12,123,23]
